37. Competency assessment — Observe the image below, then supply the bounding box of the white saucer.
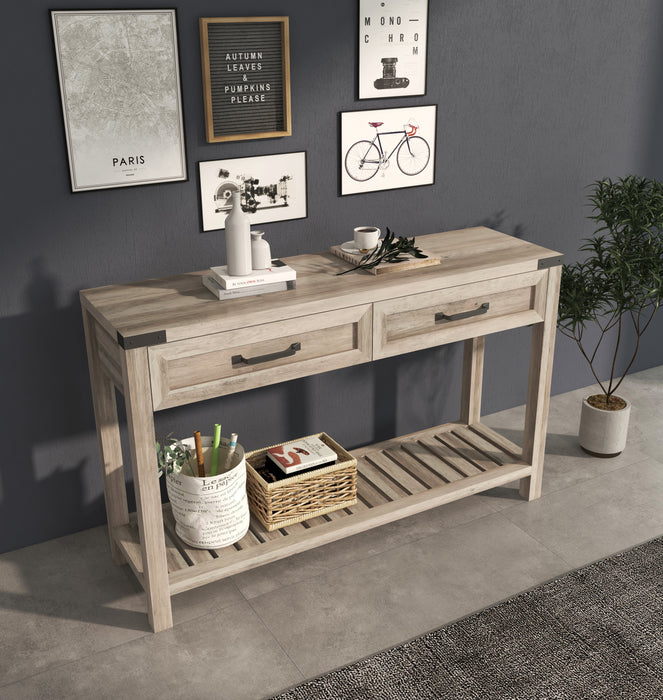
[340,239,381,254]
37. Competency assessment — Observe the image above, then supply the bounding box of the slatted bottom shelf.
[113,421,531,596]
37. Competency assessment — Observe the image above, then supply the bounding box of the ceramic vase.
[251,231,272,269]
[224,192,252,276]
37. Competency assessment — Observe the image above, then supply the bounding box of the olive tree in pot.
[558,175,663,456]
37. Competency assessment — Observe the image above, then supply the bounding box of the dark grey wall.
[2,0,662,553]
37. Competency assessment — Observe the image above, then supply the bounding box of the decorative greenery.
[336,227,427,275]
[557,175,663,406]
[156,434,192,476]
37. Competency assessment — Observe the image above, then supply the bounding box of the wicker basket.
[245,432,357,531]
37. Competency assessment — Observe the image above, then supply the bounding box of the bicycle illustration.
[344,120,431,182]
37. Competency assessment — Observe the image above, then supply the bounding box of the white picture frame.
[199,152,308,231]
[340,105,436,196]
[358,0,428,100]
[51,10,187,192]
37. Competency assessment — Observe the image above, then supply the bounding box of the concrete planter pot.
[578,395,631,457]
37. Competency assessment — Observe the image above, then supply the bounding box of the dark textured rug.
[271,537,663,699]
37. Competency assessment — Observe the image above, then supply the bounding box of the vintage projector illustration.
[213,168,292,214]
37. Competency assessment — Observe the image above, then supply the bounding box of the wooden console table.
[80,227,562,632]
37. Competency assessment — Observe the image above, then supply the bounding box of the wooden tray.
[330,244,440,274]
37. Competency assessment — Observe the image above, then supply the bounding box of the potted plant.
[557,175,663,456]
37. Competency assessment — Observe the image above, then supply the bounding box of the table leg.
[121,346,173,633]
[82,309,129,564]
[460,336,485,425]
[520,266,561,500]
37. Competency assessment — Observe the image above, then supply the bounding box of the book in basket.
[202,274,296,300]
[266,436,337,475]
[209,259,297,289]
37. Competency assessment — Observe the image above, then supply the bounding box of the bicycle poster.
[340,105,436,196]
[358,0,428,100]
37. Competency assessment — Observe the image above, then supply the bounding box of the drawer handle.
[232,342,301,366]
[435,302,490,323]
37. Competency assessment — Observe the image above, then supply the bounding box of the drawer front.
[373,270,547,359]
[149,305,372,409]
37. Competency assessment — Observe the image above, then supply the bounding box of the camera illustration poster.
[359,0,428,99]
[51,10,187,192]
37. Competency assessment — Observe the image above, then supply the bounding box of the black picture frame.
[358,0,429,100]
[340,105,436,196]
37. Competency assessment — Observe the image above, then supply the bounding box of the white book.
[209,259,297,289]
[266,436,338,475]
[202,275,295,300]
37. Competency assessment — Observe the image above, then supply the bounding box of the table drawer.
[149,304,372,409]
[373,270,547,359]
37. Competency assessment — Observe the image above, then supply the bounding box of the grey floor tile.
[247,512,568,678]
[233,493,502,600]
[0,600,302,700]
[501,457,663,568]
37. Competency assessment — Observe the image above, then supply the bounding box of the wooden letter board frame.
[200,16,292,143]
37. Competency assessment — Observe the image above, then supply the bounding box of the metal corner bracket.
[117,330,167,349]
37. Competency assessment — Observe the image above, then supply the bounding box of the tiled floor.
[1,367,661,699]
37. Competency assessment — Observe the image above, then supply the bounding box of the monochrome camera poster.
[358,0,428,100]
[340,105,436,196]
[199,152,307,231]
[51,10,187,192]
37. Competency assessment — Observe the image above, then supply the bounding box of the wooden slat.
[357,457,409,501]
[279,522,308,535]
[249,516,285,542]
[301,516,330,529]
[356,472,391,507]
[401,439,466,481]
[233,529,263,550]
[469,423,523,459]
[427,435,484,475]
[113,524,144,587]
[164,532,189,573]
[436,432,498,472]
[162,507,215,565]
[453,426,507,466]
[383,447,447,488]
[364,451,429,495]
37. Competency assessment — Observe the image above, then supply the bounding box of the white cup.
[353,226,380,252]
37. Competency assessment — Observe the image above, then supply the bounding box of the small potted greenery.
[557,175,663,456]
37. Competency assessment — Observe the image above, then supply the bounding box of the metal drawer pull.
[435,302,490,323]
[232,342,301,366]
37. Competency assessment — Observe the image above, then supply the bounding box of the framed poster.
[199,151,307,231]
[340,105,436,196]
[200,17,292,143]
[51,10,187,192]
[358,0,428,100]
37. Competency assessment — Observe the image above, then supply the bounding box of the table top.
[80,227,562,346]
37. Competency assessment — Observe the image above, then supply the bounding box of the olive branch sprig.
[336,228,427,275]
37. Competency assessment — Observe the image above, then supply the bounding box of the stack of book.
[203,259,297,300]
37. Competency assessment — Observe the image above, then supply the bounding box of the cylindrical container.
[251,231,272,269]
[224,192,252,276]
[578,395,631,457]
[165,435,250,549]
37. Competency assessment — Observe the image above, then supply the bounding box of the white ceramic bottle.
[224,192,252,276]
[250,231,272,269]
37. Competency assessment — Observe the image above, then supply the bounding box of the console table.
[80,227,562,632]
